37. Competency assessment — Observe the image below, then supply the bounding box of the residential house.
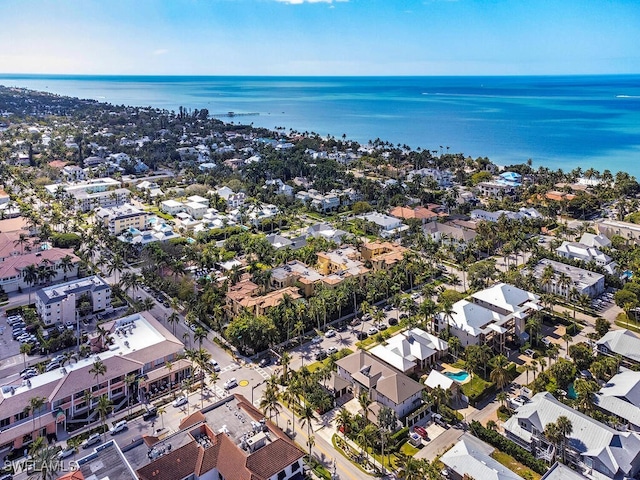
[389,206,438,224]
[423,222,477,249]
[580,232,612,249]
[596,329,640,368]
[336,350,424,419]
[264,178,294,196]
[540,462,587,480]
[370,328,448,373]
[356,212,409,238]
[306,222,347,244]
[406,168,453,188]
[35,275,112,326]
[471,283,541,343]
[216,186,246,209]
[531,259,605,298]
[503,392,640,479]
[475,181,518,199]
[556,241,617,274]
[265,233,306,251]
[440,433,524,480]
[160,199,184,216]
[424,370,462,402]
[594,370,640,431]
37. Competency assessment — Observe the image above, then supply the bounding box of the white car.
[81,433,102,449]
[109,420,127,435]
[57,446,75,459]
[324,329,336,338]
[223,378,238,390]
[311,336,322,344]
[173,395,188,407]
[367,327,378,335]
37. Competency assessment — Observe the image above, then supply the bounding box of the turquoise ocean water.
[1,74,639,177]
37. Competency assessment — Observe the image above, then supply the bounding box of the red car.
[414,426,428,439]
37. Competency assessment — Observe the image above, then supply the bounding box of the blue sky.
[1,0,638,75]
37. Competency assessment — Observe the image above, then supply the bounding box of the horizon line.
[1,72,639,79]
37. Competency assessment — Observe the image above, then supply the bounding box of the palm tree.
[298,404,317,440]
[14,232,30,254]
[496,391,508,408]
[259,384,282,423]
[124,374,138,413]
[335,408,352,439]
[556,415,573,464]
[89,359,107,393]
[544,422,563,462]
[358,391,373,424]
[280,385,300,431]
[561,333,572,355]
[96,395,113,442]
[193,327,207,348]
[59,254,75,280]
[23,264,38,304]
[20,342,32,370]
[167,312,180,336]
[280,351,292,384]
[27,395,46,438]
[574,378,598,413]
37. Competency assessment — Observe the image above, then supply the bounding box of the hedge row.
[469,420,548,474]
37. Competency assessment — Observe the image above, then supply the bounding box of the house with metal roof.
[597,329,640,367]
[503,392,640,479]
[369,328,448,373]
[594,370,640,431]
[441,433,524,480]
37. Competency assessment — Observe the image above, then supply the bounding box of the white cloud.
[153,49,169,56]
[274,0,347,4]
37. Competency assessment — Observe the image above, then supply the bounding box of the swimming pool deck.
[440,363,472,385]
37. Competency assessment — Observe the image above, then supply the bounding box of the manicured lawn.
[461,375,494,399]
[306,348,353,373]
[492,451,541,480]
[399,441,420,457]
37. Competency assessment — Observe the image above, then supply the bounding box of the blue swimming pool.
[567,383,577,400]
[444,370,470,382]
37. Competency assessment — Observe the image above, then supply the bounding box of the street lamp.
[251,380,265,405]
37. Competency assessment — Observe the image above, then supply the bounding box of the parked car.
[335,324,347,332]
[413,426,429,439]
[311,336,322,344]
[109,420,128,435]
[81,433,102,449]
[223,378,238,390]
[350,318,361,326]
[383,305,393,312]
[57,446,75,459]
[172,396,188,408]
[324,329,337,338]
[356,331,368,340]
[367,327,378,335]
[326,346,338,356]
[378,323,388,331]
[541,337,552,347]
[432,413,447,428]
[143,407,158,420]
[524,349,536,358]
[315,351,328,361]
[45,362,60,372]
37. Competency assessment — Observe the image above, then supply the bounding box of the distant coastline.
[1,74,639,177]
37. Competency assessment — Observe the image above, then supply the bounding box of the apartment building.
[95,203,150,235]
[35,275,112,325]
[73,188,131,212]
[596,219,640,245]
[360,241,407,271]
[530,259,605,299]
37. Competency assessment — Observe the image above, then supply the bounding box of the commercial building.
[35,275,112,326]
[0,312,187,455]
[134,395,305,480]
